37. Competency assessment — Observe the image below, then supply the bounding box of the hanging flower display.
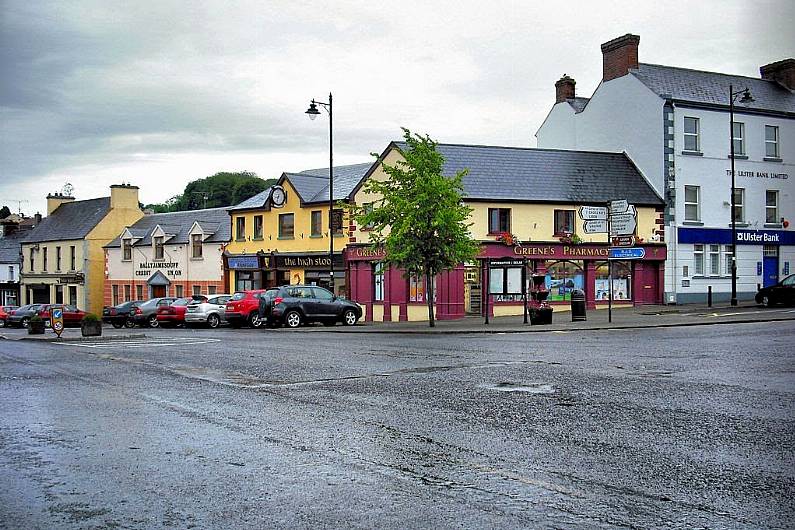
[496,231,521,246]
[558,232,582,245]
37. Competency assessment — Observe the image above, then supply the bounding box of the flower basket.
[28,315,45,335]
[496,232,521,246]
[81,314,102,337]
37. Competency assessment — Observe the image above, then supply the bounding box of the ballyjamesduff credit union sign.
[136,261,182,277]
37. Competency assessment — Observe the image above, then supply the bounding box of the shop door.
[152,285,166,298]
[763,256,779,288]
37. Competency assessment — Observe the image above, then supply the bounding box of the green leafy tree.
[143,172,276,212]
[352,129,479,327]
[0,205,11,219]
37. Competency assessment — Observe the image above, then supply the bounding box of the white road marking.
[56,338,221,349]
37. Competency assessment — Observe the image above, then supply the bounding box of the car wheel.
[21,317,30,329]
[0,319,5,328]
[342,309,358,326]
[147,315,159,328]
[112,321,124,329]
[760,295,772,308]
[207,314,220,329]
[284,310,302,329]
[248,312,264,329]
[124,318,136,329]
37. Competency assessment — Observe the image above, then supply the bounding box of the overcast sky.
[1,0,793,214]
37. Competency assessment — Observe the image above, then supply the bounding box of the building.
[536,34,794,303]
[19,185,144,313]
[224,163,371,295]
[0,215,40,306]
[346,142,665,322]
[104,207,232,305]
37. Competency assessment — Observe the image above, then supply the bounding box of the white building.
[537,34,794,303]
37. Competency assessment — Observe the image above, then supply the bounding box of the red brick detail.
[601,34,640,82]
[555,75,576,103]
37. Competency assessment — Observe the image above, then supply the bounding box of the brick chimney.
[110,183,140,210]
[760,58,795,90]
[46,192,75,215]
[601,33,640,82]
[555,75,576,103]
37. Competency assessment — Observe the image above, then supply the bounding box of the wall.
[535,103,577,150]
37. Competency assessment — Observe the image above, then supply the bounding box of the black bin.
[571,289,586,321]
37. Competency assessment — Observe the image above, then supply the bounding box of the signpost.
[50,304,64,338]
[579,206,608,220]
[606,199,639,323]
[583,219,609,234]
[611,235,635,247]
[609,247,646,260]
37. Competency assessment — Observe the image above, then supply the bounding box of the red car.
[0,305,19,327]
[155,297,195,327]
[37,304,87,328]
[225,290,268,328]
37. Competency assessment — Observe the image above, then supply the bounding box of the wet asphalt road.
[1,321,794,529]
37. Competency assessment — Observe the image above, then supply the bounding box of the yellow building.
[224,164,371,295]
[20,185,143,314]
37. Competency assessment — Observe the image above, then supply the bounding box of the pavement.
[2,302,794,341]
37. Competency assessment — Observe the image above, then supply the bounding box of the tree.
[352,129,479,327]
[142,172,277,212]
[0,205,10,219]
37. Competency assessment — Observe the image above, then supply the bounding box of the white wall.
[0,263,18,282]
[535,104,577,149]
[106,240,225,282]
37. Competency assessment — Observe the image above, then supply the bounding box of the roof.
[391,142,663,205]
[22,197,111,243]
[105,207,231,248]
[631,63,795,115]
[0,231,26,264]
[567,97,590,113]
[227,187,273,212]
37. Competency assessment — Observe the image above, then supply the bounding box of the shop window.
[732,122,745,156]
[279,213,294,238]
[154,236,164,260]
[236,217,246,241]
[235,271,262,291]
[684,116,700,152]
[176,285,184,298]
[124,284,131,302]
[594,261,632,301]
[253,216,263,240]
[488,208,511,234]
[554,210,575,236]
[545,261,584,302]
[136,285,143,300]
[694,244,704,276]
[208,285,217,295]
[43,248,48,271]
[70,246,76,271]
[373,262,384,301]
[192,234,203,258]
[684,186,700,221]
[311,210,322,237]
[709,244,721,276]
[489,266,524,302]
[766,190,779,224]
[56,246,61,271]
[732,188,744,223]
[123,239,132,261]
[765,125,780,158]
[409,274,435,303]
[332,209,344,236]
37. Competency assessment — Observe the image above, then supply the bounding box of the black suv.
[259,285,362,328]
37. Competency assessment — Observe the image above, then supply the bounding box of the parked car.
[225,290,268,328]
[37,304,87,328]
[132,297,177,327]
[5,304,42,328]
[258,285,362,328]
[755,274,795,307]
[0,305,18,327]
[102,301,143,328]
[184,294,232,328]
[156,296,207,327]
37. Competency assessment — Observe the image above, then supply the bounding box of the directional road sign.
[609,199,629,213]
[611,235,636,247]
[609,212,638,236]
[579,206,608,220]
[51,305,64,337]
[609,247,646,259]
[583,219,608,234]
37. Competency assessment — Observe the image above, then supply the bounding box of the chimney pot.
[760,58,795,91]
[555,75,576,103]
[601,33,640,82]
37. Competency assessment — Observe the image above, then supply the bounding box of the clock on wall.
[270,185,286,208]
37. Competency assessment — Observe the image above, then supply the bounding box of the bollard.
[707,285,712,307]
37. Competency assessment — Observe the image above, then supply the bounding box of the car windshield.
[173,298,191,306]
[230,292,246,301]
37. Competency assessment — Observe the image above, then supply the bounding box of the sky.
[1,0,793,215]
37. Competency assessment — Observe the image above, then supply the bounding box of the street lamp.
[728,84,754,306]
[305,93,335,293]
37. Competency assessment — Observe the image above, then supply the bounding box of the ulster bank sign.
[679,227,795,246]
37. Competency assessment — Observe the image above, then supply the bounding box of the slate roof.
[567,97,590,113]
[228,188,272,212]
[631,63,795,115]
[0,231,26,264]
[392,142,663,205]
[105,207,231,248]
[22,197,111,243]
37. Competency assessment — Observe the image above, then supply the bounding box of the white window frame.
[766,190,779,224]
[732,122,745,156]
[122,239,132,261]
[694,244,704,276]
[733,188,745,223]
[765,125,780,158]
[709,244,721,276]
[373,262,384,302]
[684,185,700,221]
[154,236,164,260]
[684,117,700,152]
[724,245,734,276]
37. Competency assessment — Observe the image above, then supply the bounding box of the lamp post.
[305,93,335,293]
[728,84,754,306]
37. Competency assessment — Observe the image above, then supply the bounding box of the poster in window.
[489,268,504,294]
[506,267,522,294]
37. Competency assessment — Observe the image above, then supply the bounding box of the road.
[1,322,794,529]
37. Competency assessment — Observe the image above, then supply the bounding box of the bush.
[82,313,100,323]
[31,315,43,323]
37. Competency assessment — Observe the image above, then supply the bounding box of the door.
[763,256,778,288]
[152,285,166,298]
[310,287,337,317]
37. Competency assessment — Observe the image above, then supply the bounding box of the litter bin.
[571,289,586,321]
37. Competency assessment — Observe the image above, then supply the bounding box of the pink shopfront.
[345,241,666,322]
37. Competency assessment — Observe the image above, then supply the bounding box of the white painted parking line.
[56,338,221,349]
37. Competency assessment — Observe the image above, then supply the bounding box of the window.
[253,215,263,240]
[278,213,294,238]
[191,234,203,258]
[488,208,511,234]
[70,246,76,271]
[69,286,77,305]
[154,236,164,259]
[29,249,34,271]
[124,284,131,301]
[8,265,14,281]
[409,274,425,302]
[332,209,344,236]
[766,190,779,224]
[765,125,780,158]
[112,285,119,306]
[236,217,246,241]
[732,122,745,156]
[684,117,700,152]
[684,185,700,221]
[56,246,61,271]
[193,285,202,296]
[362,203,375,229]
[709,244,721,276]
[694,244,704,276]
[208,285,217,295]
[175,285,184,298]
[123,239,132,261]
[373,262,384,301]
[732,188,745,223]
[725,245,734,275]
[43,247,48,271]
[311,210,322,237]
[554,210,575,235]
[136,285,143,300]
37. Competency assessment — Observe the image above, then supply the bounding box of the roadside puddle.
[478,382,555,394]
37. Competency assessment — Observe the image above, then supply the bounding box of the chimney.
[555,75,576,103]
[46,192,75,215]
[760,58,795,91]
[110,183,140,210]
[601,33,640,82]
[34,213,42,225]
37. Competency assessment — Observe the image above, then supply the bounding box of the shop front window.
[594,261,632,301]
[489,266,525,302]
[235,270,262,291]
[409,273,436,303]
[545,261,583,302]
[373,262,384,301]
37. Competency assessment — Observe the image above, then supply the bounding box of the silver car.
[184,294,232,328]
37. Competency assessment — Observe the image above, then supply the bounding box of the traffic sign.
[579,206,608,220]
[609,247,646,259]
[609,200,629,213]
[609,213,637,236]
[611,236,636,247]
[583,219,608,233]
[50,304,64,338]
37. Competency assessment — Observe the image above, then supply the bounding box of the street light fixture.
[728,85,754,306]
[305,93,335,293]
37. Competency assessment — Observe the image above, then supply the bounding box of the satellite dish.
[62,183,74,197]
